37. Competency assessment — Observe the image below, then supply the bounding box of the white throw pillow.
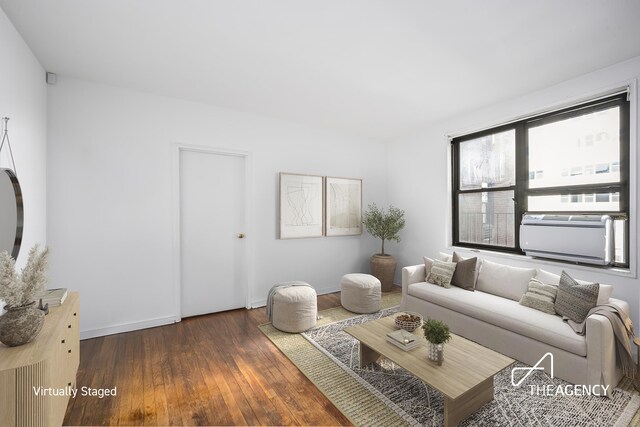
[596,284,613,305]
[423,256,434,281]
[476,259,536,301]
[536,268,612,305]
[438,252,453,262]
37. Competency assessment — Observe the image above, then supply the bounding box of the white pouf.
[341,273,381,314]
[272,284,317,333]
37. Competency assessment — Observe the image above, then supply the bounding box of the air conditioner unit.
[520,214,613,265]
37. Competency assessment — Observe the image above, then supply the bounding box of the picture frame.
[279,172,324,239]
[325,176,362,237]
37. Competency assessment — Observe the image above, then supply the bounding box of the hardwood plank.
[145,330,168,426]
[63,290,370,426]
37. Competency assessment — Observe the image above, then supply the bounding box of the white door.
[180,149,247,318]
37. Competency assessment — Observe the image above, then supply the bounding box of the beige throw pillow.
[423,256,434,281]
[427,259,456,288]
[519,278,557,314]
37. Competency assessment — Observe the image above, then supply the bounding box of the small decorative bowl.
[394,311,423,332]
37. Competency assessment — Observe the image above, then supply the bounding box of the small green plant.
[362,203,405,255]
[422,318,451,345]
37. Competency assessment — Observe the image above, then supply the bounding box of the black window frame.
[451,92,630,267]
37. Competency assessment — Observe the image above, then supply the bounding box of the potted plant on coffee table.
[422,318,452,366]
[362,203,405,292]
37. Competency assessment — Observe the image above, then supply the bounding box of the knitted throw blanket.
[567,302,637,377]
[266,281,313,322]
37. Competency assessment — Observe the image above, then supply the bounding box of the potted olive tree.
[363,203,405,292]
[422,318,452,366]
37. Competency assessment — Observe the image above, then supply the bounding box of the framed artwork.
[325,176,362,236]
[279,173,324,239]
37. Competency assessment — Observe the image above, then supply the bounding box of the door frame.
[171,143,254,320]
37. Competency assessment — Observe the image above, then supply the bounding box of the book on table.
[35,288,68,307]
[386,329,421,351]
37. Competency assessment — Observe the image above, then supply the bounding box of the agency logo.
[511,352,553,386]
[511,352,609,397]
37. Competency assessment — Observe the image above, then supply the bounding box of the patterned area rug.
[299,308,640,427]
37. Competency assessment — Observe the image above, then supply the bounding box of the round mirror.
[0,168,23,259]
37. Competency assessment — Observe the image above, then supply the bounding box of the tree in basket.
[363,203,405,292]
[422,318,451,366]
[0,245,49,347]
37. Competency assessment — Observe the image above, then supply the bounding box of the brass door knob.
[237,233,246,239]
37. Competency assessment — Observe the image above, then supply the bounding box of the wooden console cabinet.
[0,292,80,427]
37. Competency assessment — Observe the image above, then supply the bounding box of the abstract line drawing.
[326,177,362,236]
[285,182,320,226]
[279,173,324,239]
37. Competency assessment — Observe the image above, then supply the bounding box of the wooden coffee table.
[345,316,514,426]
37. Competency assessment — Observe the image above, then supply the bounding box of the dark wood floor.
[63,290,362,426]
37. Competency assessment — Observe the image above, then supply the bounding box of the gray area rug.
[302,308,640,427]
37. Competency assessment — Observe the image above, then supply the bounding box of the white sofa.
[401,258,627,395]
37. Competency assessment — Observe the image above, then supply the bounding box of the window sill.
[448,245,636,280]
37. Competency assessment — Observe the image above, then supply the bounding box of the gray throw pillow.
[451,252,477,291]
[554,271,599,323]
[519,278,557,314]
[427,259,456,288]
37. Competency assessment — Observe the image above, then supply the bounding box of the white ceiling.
[2,1,640,141]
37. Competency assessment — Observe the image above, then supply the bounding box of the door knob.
[237,233,246,239]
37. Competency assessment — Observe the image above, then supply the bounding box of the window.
[452,93,630,266]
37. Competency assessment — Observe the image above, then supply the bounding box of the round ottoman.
[340,273,381,314]
[272,283,317,333]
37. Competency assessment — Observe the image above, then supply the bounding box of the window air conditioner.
[520,214,613,266]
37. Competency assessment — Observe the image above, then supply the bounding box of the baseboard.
[251,284,340,308]
[79,283,399,337]
[80,315,181,340]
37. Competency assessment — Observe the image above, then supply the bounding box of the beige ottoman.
[340,273,381,314]
[271,283,317,333]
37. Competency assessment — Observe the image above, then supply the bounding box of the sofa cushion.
[519,278,557,314]
[426,259,456,288]
[536,268,612,305]
[451,252,477,291]
[407,282,586,356]
[534,268,561,285]
[476,259,536,301]
[555,271,599,323]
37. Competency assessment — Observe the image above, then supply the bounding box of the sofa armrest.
[586,313,622,396]
[401,264,425,310]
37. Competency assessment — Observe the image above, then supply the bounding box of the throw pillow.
[451,252,477,291]
[555,271,599,323]
[596,284,613,305]
[427,259,456,288]
[423,256,434,281]
[535,268,612,304]
[519,278,558,314]
[439,252,453,262]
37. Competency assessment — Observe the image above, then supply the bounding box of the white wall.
[388,56,640,326]
[0,10,47,267]
[47,77,387,339]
